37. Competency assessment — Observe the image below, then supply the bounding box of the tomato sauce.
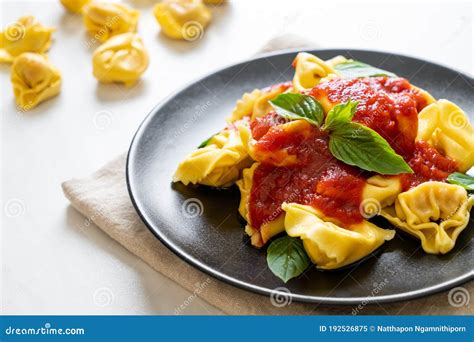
[248,77,457,230]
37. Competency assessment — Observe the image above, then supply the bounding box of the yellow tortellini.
[60,0,91,13]
[0,16,54,63]
[236,162,285,248]
[417,100,474,172]
[173,120,253,187]
[153,0,211,41]
[11,52,61,110]
[361,175,402,216]
[283,203,395,269]
[203,0,225,4]
[92,33,149,86]
[381,182,474,254]
[227,89,262,123]
[227,84,293,123]
[83,2,139,42]
[292,52,338,92]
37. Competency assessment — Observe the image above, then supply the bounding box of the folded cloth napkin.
[62,34,473,315]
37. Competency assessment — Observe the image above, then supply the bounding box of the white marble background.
[1,0,472,314]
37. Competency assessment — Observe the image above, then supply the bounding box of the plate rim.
[126,48,474,306]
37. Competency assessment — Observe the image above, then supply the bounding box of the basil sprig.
[269,94,413,175]
[267,236,311,283]
[447,172,474,191]
[334,60,396,78]
[197,133,216,148]
[270,93,324,126]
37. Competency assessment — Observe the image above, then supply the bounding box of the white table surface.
[1,0,472,315]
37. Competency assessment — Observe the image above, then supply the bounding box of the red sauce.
[247,77,457,230]
[249,121,367,229]
[401,141,458,190]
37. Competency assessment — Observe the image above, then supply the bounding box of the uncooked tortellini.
[381,182,474,254]
[174,121,252,187]
[92,33,149,86]
[0,16,54,63]
[292,52,338,92]
[417,100,474,172]
[60,0,91,13]
[11,52,61,110]
[153,0,211,41]
[283,203,395,270]
[83,2,139,42]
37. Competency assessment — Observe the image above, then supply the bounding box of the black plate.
[127,49,474,305]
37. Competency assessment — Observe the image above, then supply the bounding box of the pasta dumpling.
[292,52,338,92]
[283,203,395,269]
[227,89,262,123]
[92,33,149,86]
[60,0,91,13]
[83,2,139,42]
[11,52,61,110]
[381,181,474,254]
[361,175,402,214]
[236,162,286,248]
[0,16,54,63]
[174,120,252,187]
[416,99,474,172]
[153,0,211,41]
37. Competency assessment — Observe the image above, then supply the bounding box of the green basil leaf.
[329,122,413,175]
[447,172,474,191]
[267,235,311,283]
[334,60,396,78]
[197,133,216,148]
[323,100,359,131]
[270,93,324,126]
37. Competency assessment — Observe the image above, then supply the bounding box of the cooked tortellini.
[381,182,474,254]
[83,2,139,42]
[236,162,285,248]
[361,175,402,214]
[283,203,395,269]
[417,100,474,172]
[60,0,91,13]
[11,52,61,110]
[292,52,338,92]
[153,0,211,40]
[174,121,253,187]
[0,16,54,63]
[227,83,292,123]
[92,33,149,86]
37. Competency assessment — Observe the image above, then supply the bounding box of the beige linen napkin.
[62,35,473,315]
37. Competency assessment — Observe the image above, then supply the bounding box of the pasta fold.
[381,181,474,254]
[283,203,395,269]
[416,99,474,172]
[0,16,54,63]
[92,33,149,86]
[11,52,61,110]
[174,120,253,187]
[292,52,338,92]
